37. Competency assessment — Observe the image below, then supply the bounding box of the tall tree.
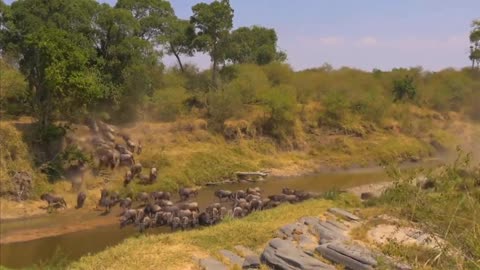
[226,26,286,65]
[4,0,106,131]
[190,0,233,86]
[470,20,480,69]
[115,0,174,42]
[93,4,161,121]
[161,17,195,72]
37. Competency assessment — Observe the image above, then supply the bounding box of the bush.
[261,63,294,86]
[150,87,189,122]
[207,88,244,131]
[260,85,297,141]
[224,64,270,104]
[392,75,417,102]
[0,59,29,116]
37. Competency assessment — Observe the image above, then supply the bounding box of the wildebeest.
[98,149,119,169]
[137,141,143,155]
[124,170,134,187]
[119,154,135,167]
[214,190,232,201]
[149,167,158,184]
[136,192,149,204]
[76,191,87,209]
[130,163,143,176]
[179,188,198,201]
[179,202,199,212]
[40,193,67,208]
[150,191,171,201]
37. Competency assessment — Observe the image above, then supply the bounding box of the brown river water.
[0,161,441,269]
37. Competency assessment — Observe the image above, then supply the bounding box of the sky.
[5,0,480,71]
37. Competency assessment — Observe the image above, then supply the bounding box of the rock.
[261,238,335,270]
[219,249,244,267]
[199,257,228,270]
[298,216,321,226]
[242,255,261,269]
[278,222,307,239]
[325,220,348,231]
[310,222,347,244]
[328,208,361,221]
[327,242,377,266]
[234,245,256,257]
[316,245,374,270]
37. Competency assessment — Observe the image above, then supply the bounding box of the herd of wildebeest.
[38,119,323,232]
[41,184,322,233]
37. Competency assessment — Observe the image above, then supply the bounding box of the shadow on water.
[0,159,443,269]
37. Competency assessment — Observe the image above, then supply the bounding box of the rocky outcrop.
[316,242,377,270]
[198,257,228,270]
[261,238,335,270]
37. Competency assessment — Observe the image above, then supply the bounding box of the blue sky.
[5,0,480,71]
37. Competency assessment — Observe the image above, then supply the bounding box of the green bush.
[224,64,270,104]
[207,88,244,131]
[150,87,189,122]
[260,84,297,141]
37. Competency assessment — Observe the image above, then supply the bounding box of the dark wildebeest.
[150,191,171,201]
[76,191,87,209]
[149,168,158,184]
[136,192,149,204]
[119,154,135,167]
[179,188,198,201]
[179,202,199,212]
[40,193,67,208]
[214,190,232,201]
[124,170,134,187]
[137,141,143,155]
[130,163,143,177]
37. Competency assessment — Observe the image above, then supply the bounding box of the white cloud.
[318,36,345,46]
[357,36,378,46]
[296,36,345,46]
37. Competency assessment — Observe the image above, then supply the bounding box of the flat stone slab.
[261,238,335,270]
[298,216,321,226]
[219,249,244,267]
[278,222,308,239]
[234,245,256,257]
[243,255,261,269]
[311,221,348,244]
[199,257,228,270]
[316,245,373,270]
[327,242,377,266]
[328,208,361,221]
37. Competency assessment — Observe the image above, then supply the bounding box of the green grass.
[68,195,362,270]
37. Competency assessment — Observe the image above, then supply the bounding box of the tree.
[226,26,286,65]
[470,20,480,69]
[162,17,195,73]
[4,0,106,132]
[115,0,174,42]
[92,4,162,121]
[190,0,233,86]
[392,75,417,102]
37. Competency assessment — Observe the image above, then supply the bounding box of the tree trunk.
[212,56,218,89]
[170,44,185,73]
